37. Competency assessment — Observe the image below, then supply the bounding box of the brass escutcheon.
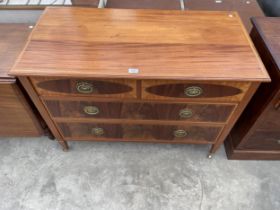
[173,129,188,138]
[184,86,203,97]
[83,106,99,115]
[76,81,94,94]
[179,109,193,119]
[91,127,104,136]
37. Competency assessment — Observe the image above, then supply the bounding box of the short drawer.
[45,99,235,123]
[57,122,222,143]
[142,80,250,102]
[241,131,280,151]
[31,77,137,98]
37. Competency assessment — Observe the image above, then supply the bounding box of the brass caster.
[207,154,213,159]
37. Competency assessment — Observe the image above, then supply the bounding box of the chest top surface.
[0,24,31,82]
[10,7,269,81]
[252,17,280,73]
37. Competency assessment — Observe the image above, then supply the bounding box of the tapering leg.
[58,140,69,151]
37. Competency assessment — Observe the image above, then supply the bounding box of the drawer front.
[45,99,235,123]
[242,131,280,151]
[57,122,222,143]
[142,80,250,102]
[31,77,137,98]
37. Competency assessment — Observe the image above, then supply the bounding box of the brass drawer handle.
[76,81,94,94]
[174,129,188,138]
[83,106,99,115]
[179,109,193,119]
[184,86,203,97]
[91,127,104,136]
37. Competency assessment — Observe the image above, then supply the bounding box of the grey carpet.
[0,137,279,210]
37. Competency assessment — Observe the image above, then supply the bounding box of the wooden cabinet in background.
[0,24,43,137]
[71,0,99,6]
[10,8,269,156]
[106,0,264,31]
[225,17,280,160]
[106,0,181,10]
[184,0,264,32]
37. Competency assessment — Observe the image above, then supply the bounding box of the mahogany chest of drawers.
[10,8,269,156]
[0,24,43,137]
[225,17,280,160]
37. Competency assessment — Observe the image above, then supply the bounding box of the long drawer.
[57,122,222,143]
[44,99,236,123]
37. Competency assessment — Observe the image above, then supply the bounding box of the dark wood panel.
[240,130,280,150]
[225,134,280,160]
[44,99,235,123]
[251,17,280,72]
[31,77,137,98]
[255,92,280,131]
[106,0,181,10]
[0,83,43,136]
[57,122,222,143]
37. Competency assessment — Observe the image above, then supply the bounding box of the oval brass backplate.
[179,109,193,119]
[84,106,99,115]
[92,127,104,136]
[184,86,203,97]
[76,81,94,94]
[173,129,188,138]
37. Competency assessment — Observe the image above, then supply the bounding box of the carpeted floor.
[0,137,279,210]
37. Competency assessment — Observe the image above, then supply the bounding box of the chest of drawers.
[10,8,269,156]
[225,17,280,160]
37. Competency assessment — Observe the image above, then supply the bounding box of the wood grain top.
[251,17,280,72]
[11,7,269,81]
[0,24,31,82]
